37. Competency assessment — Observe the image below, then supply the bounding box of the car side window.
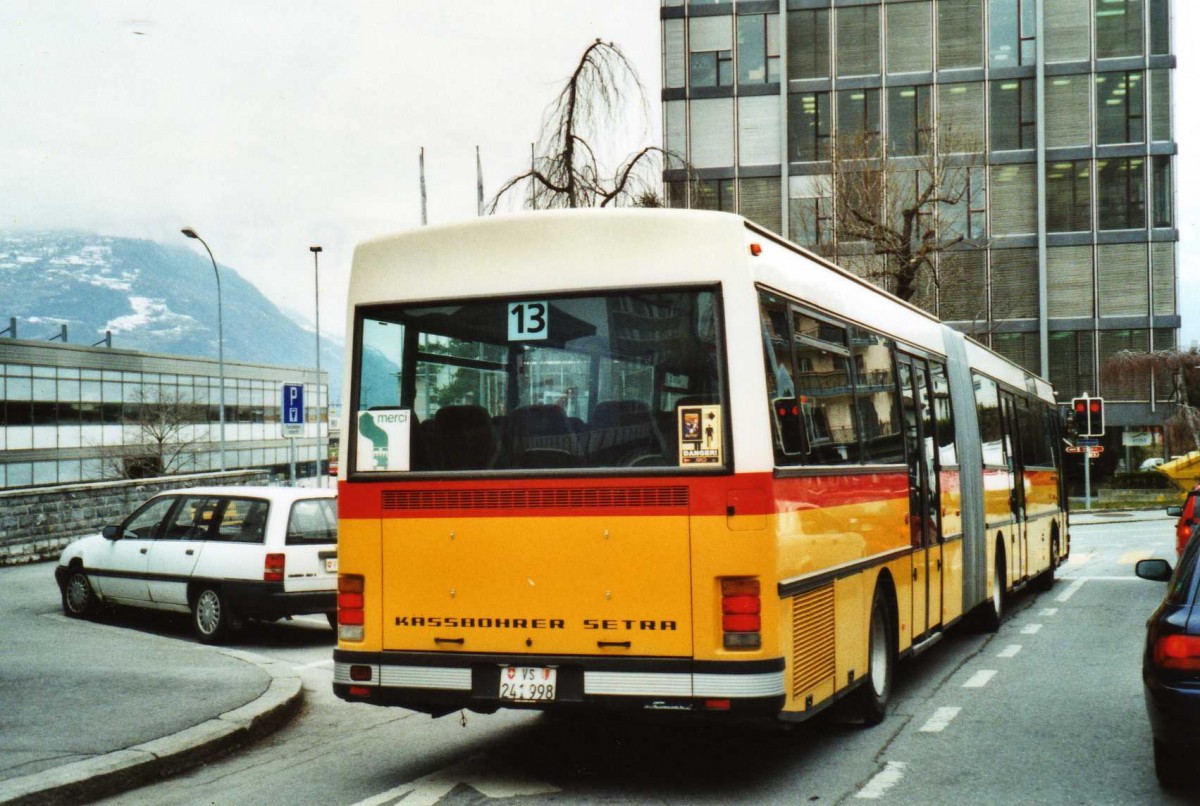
[286,499,338,546]
[213,499,270,544]
[162,497,220,540]
[1166,535,1200,605]
[121,497,177,539]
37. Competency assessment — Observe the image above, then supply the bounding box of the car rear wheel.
[192,586,242,644]
[1154,739,1188,789]
[62,568,100,619]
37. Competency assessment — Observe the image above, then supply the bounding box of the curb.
[0,650,303,806]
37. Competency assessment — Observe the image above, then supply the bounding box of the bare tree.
[490,40,677,211]
[795,125,985,305]
[104,387,207,479]
[1101,346,1200,452]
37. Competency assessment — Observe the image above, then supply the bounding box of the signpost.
[282,383,305,483]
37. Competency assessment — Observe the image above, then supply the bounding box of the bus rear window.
[353,289,725,473]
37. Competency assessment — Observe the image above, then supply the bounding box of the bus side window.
[759,290,806,465]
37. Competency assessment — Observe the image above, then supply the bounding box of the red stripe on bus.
[338,470,912,520]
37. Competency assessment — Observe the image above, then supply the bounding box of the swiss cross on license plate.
[499,666,557,701]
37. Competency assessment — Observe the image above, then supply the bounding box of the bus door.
[1000,392,1027,583]
[898,355,942,640]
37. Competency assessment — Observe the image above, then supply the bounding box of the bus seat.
[505,404,580,466]
[433,405,499,470]
[588,400,666,465]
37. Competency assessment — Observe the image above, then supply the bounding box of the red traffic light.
[1070,396,1105,438]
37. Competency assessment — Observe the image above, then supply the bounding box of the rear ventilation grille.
[382,486,689,511]
[791,584,836,699]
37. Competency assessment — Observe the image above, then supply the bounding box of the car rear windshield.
[286,498,337,546]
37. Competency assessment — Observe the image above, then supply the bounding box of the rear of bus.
[332,211,787,718]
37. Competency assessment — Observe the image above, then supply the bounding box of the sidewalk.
[0,601,303,806]
[1068,507,1173,526]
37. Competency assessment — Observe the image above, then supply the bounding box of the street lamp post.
[181,228,227,473]
[310,245,324,487]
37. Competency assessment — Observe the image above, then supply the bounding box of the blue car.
[1136,528,1200,790]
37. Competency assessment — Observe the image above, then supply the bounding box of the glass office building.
[0,338,328,490]
[661,0,1177,432]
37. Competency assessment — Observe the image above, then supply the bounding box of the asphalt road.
[3,516,1192,805]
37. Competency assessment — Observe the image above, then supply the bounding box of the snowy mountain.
[0,231,345,401]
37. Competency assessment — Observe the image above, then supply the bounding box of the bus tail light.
[338,574,365,642]
[263,553,285,583]
[721,577,761,650]
[1154,634,1200,671]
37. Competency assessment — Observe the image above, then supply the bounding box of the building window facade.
[1096,0,1145,59]
[989,0,1036,68]
[1096,71,1144,145]
[789,92,831,162]
[836,5,881,77]
[662,0,1178,414]
[1045,161,1092,233]
[787,9,828,80]
[1097,157,1146,230]
[689,16,733,88]
[888,85,932,157]
[991,78,1037,151]
[737,14,780,86]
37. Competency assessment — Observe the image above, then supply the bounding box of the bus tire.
[979,542,1006,633]
[855,585,895,727]
[1033,529,1058,593]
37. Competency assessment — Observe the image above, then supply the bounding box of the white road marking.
[293,659,334,671]
[856,761,908,799]
[1065,551,1093,566]
[1039,608,1058,616]
[350,754,560,806]
[1055,578,1087,602]
[919,707,962,733]
[963,670,998,688]
[997,644,1022,658]
[1021,624,1043,635]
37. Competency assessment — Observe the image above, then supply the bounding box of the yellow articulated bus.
[332,209,1068,724]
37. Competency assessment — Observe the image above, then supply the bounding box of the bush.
[1106,472,1173,490]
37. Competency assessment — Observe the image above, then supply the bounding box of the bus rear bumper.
[332,649,786,718]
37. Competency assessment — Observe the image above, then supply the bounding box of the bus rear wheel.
[855,585,894,727]
[979,544,1006,632]
[1033,532,1059,592]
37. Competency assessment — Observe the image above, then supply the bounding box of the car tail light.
[1154,634,1200,671]
[263,553,285,583]
[338,574,365,642]
[721,577,761,650]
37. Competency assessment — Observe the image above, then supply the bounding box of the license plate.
[499,666,557,701]
[324,557,338,573]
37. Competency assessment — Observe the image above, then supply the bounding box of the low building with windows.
[660,0,1179,446]
[0,337,328,490]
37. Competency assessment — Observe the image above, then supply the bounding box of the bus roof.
[349,208,1055,403]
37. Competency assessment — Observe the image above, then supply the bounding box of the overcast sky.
[1,1,1194,346]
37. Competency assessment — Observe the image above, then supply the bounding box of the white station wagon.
[55,486,338,643]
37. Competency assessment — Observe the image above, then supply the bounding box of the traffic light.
[1071,396,1105,437]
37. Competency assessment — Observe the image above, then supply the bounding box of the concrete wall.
[0,470,271,566]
